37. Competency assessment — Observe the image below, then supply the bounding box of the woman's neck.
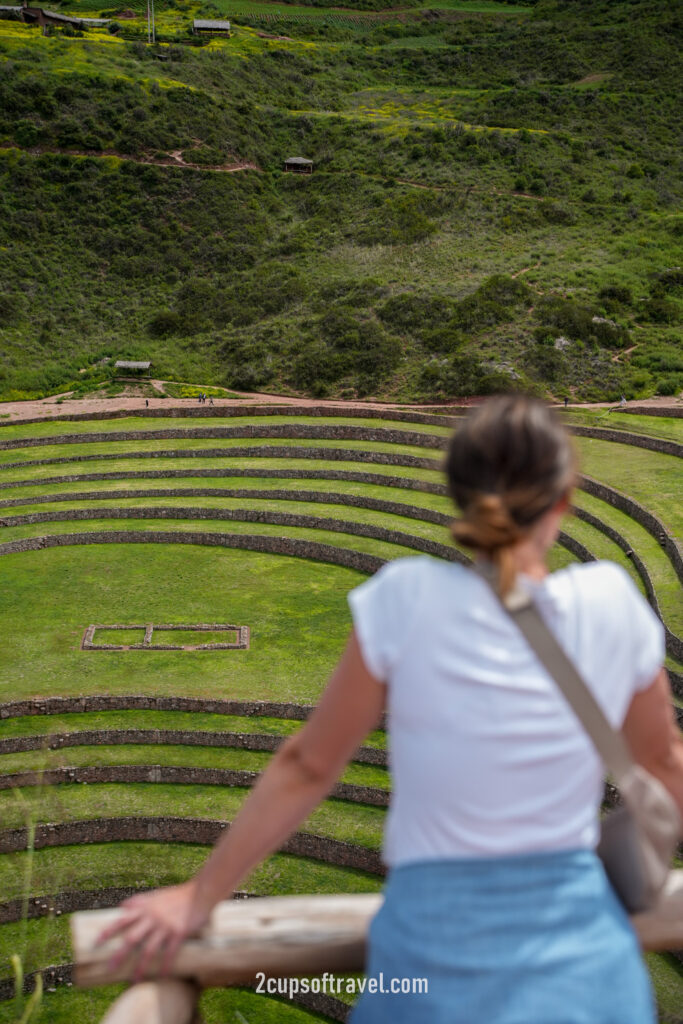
[511,539,548,582]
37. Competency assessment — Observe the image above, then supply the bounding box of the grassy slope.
[0,0,681,402]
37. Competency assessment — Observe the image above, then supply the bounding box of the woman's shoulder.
[549,559,639,599]
[372,555,469,589]
[546,559,661,636]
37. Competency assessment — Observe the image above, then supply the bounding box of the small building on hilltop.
[115,360,151,377]
[17,3,109,29]
[284,157,313,175]
[193,18,230,36]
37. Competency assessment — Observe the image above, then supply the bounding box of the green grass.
[0,414,679,1024]
[0,545,364,703]
[0,413,453,440]
[0,984,338,1024]
[0,743,391,788]
[561,409,683,445]
[572,490,683,637]
[575,438,683,540]
[0,843,383,904]
[1,783,386,847]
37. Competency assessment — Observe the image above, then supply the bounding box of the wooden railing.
[72,880,683,1023]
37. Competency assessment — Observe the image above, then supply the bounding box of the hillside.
[0,0,681,402]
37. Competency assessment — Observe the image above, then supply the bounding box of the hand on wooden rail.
[95,880,211,981]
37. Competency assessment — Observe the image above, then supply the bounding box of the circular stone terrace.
[0,401,680,1023]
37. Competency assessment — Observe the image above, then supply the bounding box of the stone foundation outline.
[82,622,250,652]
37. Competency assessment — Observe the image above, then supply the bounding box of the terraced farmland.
[0,405,681,1023]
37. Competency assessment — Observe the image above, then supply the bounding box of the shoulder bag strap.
[480,570,635,785]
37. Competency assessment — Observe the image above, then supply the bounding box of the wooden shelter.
[284,156,313,175]
[17,3,109,28]
[114,360,151,377]
[192,18,230,35]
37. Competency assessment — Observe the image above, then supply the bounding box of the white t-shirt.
[348,557,664,866]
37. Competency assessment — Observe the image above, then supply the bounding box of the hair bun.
[452,493,521,552]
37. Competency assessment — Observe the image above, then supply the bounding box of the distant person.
[209,397,214,406]
[145,399,149,408]
[564,396,569,408]
[100,396,681,1024]
[620,395,627,408]
[197,394,202,404]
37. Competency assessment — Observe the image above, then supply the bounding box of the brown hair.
[445,395,576,596]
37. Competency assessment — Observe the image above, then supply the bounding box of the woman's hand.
[96,880,213,981]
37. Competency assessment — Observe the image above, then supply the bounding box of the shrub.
[643,297,679,324]
[148,310,185,337]
[376,293,454,334]
[655,374,683,396]
[535,297,629,348]
[418,353,514,399]
[599,284,632,308]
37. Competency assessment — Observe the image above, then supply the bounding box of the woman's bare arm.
[193,628,386,907]
[622,667,683,820]
[97,629,386,974]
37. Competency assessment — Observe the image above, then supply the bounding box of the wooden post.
[101,980,200,1024]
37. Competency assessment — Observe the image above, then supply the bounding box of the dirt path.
[511,261,541,279]
[19,145,260,174]
[0,388,680,424]
[611,344,639,364]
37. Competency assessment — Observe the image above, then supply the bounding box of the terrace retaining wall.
[0,530,386,576]
[0,817,385,874]
[0,729,388,767]
[0,765,390,807]
[0,506,464,564]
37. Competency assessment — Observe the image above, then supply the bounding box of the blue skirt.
[350,850,655,1024]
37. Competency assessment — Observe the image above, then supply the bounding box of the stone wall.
[0,403,456,430]
[570,425,683,459]
[0,728,388,767]
[573,505,683,662]
[0,445,442,474]
[0,695,318,720]
[0,764,390,807]
[0,816,386,874]
[3,416,679,460]
[0,886,254,925]
[580,475,683,584]
[0,465,448,496]
[0,486,453,526]
[0,530,387,576]
[0,506,463,565]
[0,961,352,1019]
[0,423,448,454]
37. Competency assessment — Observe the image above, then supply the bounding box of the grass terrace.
[0,405,681,1022]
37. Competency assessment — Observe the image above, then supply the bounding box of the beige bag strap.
[479,569,635,785]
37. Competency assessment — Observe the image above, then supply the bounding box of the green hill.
[0,0,681,401]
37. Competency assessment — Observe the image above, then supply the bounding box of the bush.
[292,312,401,392]
[599,284,632,307]
[643,297,679,324]
[376,293,454,334]
[535,297,629,348]
[655,374,683,396]
[418,353,514,399]
[148,310,186,337]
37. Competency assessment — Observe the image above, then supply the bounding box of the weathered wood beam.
[100,980,200,1024]
[72,879,683,994]
[72,893,383,988]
